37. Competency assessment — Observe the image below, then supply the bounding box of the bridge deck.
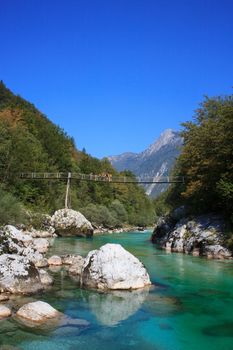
[19,172,184,184]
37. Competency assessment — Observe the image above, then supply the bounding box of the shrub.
[0,188,26,226]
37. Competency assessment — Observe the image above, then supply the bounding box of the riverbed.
[0,231,233,349]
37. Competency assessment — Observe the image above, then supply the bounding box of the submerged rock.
[0,305,11,318]
[151,214,232,259]
[50,209,93,237]
[81,243,151,290]
[16,301,59,324]
[15,300,89,332]
[0,254,44,294]
[39,270,53,286]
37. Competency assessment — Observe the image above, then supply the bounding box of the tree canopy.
[166,94,233,222]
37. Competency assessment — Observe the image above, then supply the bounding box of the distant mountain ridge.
[108,129,183,197]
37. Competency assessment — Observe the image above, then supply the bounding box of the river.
[0,231,233,349]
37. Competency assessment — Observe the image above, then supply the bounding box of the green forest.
[159,94,233,226]
[0,82,154,228]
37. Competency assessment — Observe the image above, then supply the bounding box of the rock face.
[81,243,151,290]
[108,129,183,197]
[0,254,44,294]
[151,213,232,259]
[16,301,60,324]
[50,209,93,237]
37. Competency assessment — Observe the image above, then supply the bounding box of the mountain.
[108,129,183,197]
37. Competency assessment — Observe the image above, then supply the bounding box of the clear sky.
[0,0,233,158]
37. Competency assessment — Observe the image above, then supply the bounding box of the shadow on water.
[202,322,233,337]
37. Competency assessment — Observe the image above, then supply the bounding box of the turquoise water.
[1,231,233,349]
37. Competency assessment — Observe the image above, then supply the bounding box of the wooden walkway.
[20,172,185,184]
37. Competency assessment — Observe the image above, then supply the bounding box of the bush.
[80,203,118,228]
[0,188,26,226]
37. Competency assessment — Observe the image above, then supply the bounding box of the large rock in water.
[51,209,93,237]
[81,243,151,290]
[0,254,44,294]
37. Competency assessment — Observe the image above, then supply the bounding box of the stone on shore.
[50,209,93,237]
[0,294,10,302]
[0,254,44,294]
[62,254,84,266]
[81,243,151,290]
[0,226,43,265]
[48,255,62,266]
[16,301,60,324]
[0,305,11,318]
[35,258,49,268]
[151,214,232,259]
[33,238,50,254]
[4,225,33,247]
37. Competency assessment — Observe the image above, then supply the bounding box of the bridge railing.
[19,172,185,183]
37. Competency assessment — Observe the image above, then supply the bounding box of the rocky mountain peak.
[142,129,180,158]
[108,129,183,197]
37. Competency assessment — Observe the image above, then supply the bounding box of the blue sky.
[0,0,233,158]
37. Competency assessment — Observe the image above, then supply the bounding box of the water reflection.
[88,288,149,326]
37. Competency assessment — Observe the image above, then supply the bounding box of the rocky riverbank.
[0,209,151,328]
[151,210,232,259]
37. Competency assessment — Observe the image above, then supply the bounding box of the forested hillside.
[161,94,233,223]
[0,82,154,227]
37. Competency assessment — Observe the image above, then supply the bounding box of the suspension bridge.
[20,172,185,184]
[19,172,185,209]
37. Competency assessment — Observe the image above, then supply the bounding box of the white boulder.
[0,226,43,265]
[4,225,33,247]
[0,254,43,294]
[81,243,151,290]
[16,301,60,323]
[50,209,93,237]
